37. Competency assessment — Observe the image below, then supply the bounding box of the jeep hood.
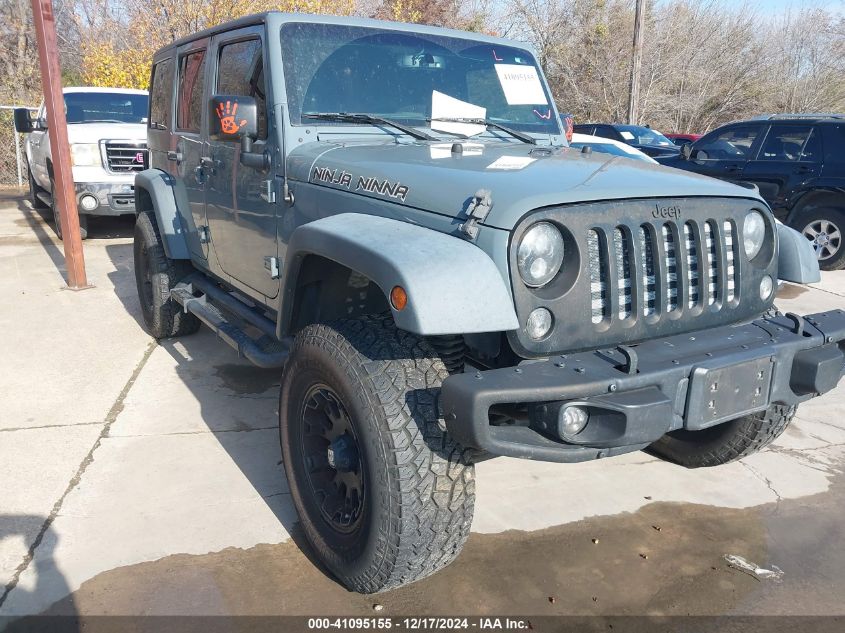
[66,122,147,145]
[287,140,763,230]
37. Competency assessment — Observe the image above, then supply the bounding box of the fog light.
[759,275,773,300]
[559,405,588,437]
[80,194,98,211]
[526,307,553,340]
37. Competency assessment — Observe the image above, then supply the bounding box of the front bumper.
[443,310,845,463]
[74,182,137,215]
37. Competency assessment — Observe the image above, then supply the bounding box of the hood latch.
[459,189,493,240]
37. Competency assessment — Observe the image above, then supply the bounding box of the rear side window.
[758,124,820,162]
[216,39,267,139]
[177,49,206,132]
[595,126,620,141]
[696,125,759,160]
[149,59,174,130]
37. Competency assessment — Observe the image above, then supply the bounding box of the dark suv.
[573,123,680,158]
[659,114,845,270]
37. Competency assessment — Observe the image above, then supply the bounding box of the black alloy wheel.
[299,385,365,534]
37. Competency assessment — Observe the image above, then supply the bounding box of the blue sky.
[720,0,843,12]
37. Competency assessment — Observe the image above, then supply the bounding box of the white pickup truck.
[16,87,149,239]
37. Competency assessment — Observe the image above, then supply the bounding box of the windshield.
[281,23,560,137]
[616,125,673,147]
[63,92,148,124]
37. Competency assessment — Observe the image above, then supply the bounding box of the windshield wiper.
[428,117,536,144]
[303,112,437,141]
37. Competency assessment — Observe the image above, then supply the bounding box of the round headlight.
[743,211,766,260]
[517,222,564,287]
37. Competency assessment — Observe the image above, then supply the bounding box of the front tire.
[133,211,200,339]
[280,315,475,593]
[649,404,796,468]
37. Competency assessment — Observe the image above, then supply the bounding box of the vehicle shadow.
[154,334,341,580]
[10,193,135,285]
[0,514,78,629]
[100,243,466,590]
[12,197,66,280]
[103,239,339,582]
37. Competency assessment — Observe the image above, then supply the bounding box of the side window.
[216,39,267,139]
[177,49,206,132]
[695,126,759,160]
[758,125,819,162]
[149,59,174,130]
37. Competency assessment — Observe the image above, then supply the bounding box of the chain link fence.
[0,106,37,186]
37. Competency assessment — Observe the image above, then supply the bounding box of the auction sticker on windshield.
[494,64,547,105]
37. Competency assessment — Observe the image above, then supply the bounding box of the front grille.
[587,219,739,325]
[508,198,776,358]
[103,142,148,173]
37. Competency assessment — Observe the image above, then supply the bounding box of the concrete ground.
[1,187,845,620]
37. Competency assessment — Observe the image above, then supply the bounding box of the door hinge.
[260,179,276,204]
[264,256,281,279]
[198,225,210,244]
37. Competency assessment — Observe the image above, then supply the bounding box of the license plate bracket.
[685,357,774,430]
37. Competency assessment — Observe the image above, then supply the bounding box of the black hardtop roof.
[152,11,528,60]
[155,12,267,55]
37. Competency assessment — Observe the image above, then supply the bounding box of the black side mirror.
[209,95,268,170]
[13,108,34,134]
[209,95,258,142]
[681,142,692,160]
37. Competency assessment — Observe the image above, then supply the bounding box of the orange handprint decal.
[216,100,247,135]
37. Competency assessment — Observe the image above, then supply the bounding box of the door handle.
[795,165,813,174]
[724,164,742,173]
[167,150,182,162]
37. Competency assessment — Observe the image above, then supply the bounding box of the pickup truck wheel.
[133,211,200,339]
[49,176,87,240]
[28,169,48,210]
[649,404,796,468]
[279,315,475,593]
[792,207,845,271]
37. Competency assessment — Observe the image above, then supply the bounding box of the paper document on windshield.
[431,91,487,137]
[494,64,548,105]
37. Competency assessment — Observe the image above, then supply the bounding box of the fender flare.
[134,169,191,259]
[777,222,821,284]
[279,213,519,337]
[785,187,845,225]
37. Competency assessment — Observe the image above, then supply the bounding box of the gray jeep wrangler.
[134,12,845,593]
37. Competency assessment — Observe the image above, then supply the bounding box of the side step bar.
[171,282,290,369]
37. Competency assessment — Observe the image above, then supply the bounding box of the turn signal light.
[390,286,408,311]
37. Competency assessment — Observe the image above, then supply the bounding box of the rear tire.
[648,404,796,468]
[133,211,200,339]
[280,315,475,593]
[49,176,88,240]
[791,207,845,271]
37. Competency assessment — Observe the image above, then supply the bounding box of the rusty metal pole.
[31,0,89,289]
